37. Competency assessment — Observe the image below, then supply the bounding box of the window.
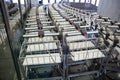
[43,0,48,4]
[81,0,85,3]
[56,0,61,3]
[86,0,90,3]
[75,0,79,2]
[91,0,100,6]
[13,0,18,3]
[50,0,54,4]
[21,0,24,4]
[69,0,73,2]
[91,0,95,4]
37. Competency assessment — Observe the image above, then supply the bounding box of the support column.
[67,0,69,2]
[85,0,86,3]
[48,0,50,3]
[24,0,26,10]
[90,0,92,4]
[79,0,81,3]
[18,0,23,24]
[95,0,97,6]
[30,0,32,8]
[73,0,75,2]
[10,0,13,3]
[55,0,56,3]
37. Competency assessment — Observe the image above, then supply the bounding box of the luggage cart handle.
[25,26,55,30]
[67,31,98,36]
[23,32,60,38]
[116,29,120,33]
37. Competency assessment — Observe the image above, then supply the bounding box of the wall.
[31,0,39,6]
[98,0,120,21]
[70,2,97,11]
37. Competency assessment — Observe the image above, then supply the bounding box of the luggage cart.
[19,27,63,80]
[19,5,64,80]
[65,32,106,80]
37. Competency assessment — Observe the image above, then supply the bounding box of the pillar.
[95,0,97,5]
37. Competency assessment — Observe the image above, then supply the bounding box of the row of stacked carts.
[19,3,120,80]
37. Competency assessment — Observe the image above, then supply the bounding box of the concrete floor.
[0,39,17,80]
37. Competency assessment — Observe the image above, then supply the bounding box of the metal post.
[24,0,27,10]
[95,0,97,6]
[67,0,69,2]
[27,0,29,8]
[90,0,92,4]
[48,0,50,3]
[10,0,13,3]
[18,0,23,24]
[27,0,30,9]
[0,0,21,80]
[55,0,56,3]
[85,0,86,3]
[62,33,69,80]
[79,0,81,3]
[30,0,32,8]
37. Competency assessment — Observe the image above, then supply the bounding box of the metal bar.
[48,0,50,3]
[67,37,97,42]
[55,0,56,3]
[116,30,120,33]
[24,40,59,45]
[79,0,81,3]
[69,18,77,21]
[29,0,32,8]
[18,0,23,24]
[74,21,82,24]
[45,33,59,36]
[106,67,120,72]
[25,26,55,30]
[28,76,63,80]
[10,0,13,3]
[24,0,27,10]
[87,31,98,34]
[69,71,99,78]
[67,30,98,36]
[80,25,90,28]
[42,21,52,24]
[23,34,38,38]
[23,33,60,38]
[68,61,86,66]
[63,27,75,30]
[25,29,49,32]
[101,22,110,25]
[95,0,97,6]
[67,32,82,36]
[26,19,36,22]
[67,0,69,2]
[108,25,118,28]
[0,0,21,80]
[90,0,92,3]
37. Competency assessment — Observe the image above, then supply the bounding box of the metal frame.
[18,2,120,80]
